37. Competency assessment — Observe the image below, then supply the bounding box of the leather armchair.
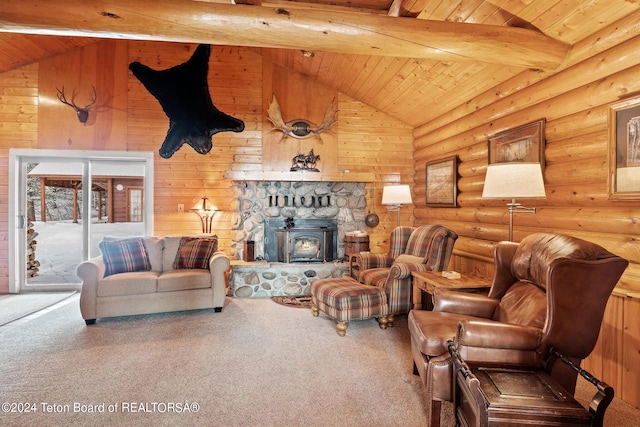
[407,233,628,427]
[352,224,458,315]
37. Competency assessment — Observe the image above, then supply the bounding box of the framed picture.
[609,96,640,199]
[488,119,546,168]
[425,156,458,207]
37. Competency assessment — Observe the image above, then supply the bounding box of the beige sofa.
[77,236,230,325]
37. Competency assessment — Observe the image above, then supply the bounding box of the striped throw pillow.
[173,236,218,270]
[99,237,151,277]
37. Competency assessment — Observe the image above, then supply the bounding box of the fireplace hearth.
[264,218,337,263]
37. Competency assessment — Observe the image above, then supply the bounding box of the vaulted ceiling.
[1,0,639,127]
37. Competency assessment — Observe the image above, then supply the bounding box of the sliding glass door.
[25,159,85,287]
[9,150,154,293]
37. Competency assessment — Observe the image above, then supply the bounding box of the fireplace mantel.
[223,170,375,182]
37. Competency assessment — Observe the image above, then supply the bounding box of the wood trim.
[223,170,375,182]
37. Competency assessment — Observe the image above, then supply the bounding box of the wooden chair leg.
[377,314,395,330]
[311,304,320,317]
[336,321,348,336]
[377,316,389,329]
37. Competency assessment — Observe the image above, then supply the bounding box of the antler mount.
[267,95,337,143]
[56,85,97,124]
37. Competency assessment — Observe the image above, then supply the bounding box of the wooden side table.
[411,271,491,310]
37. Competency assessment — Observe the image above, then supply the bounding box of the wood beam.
[0,0,569,69]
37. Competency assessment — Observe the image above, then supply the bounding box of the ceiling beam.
[0,0,569,69]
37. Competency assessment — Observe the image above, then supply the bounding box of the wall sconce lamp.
[190,196,217,234]
[482,163,546,241]
[382,185,413,227]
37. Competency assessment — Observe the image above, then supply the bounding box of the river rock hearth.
[230,262,348,298]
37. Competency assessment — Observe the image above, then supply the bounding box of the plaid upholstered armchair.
[351,225,458,315]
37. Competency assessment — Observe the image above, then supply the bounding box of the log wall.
[413,25,640,408]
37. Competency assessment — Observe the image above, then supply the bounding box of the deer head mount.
[56,85,97,124]
[267,95,337,143]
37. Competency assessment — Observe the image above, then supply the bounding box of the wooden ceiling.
[1,0,639,128]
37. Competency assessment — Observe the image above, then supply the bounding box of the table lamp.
[382,185,412,227]
[190,195,217,234]
[482,163,546,241]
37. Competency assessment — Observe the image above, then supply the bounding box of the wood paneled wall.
[412,24,640,407]
[39,40,129,150]
[0,63,39,293]
[337,95,414,251]
[0,39,414,292]
[261,61,339,173]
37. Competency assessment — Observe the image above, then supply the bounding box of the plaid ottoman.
[310,276,392,336]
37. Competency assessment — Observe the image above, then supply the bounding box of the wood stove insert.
[264,218,337,263]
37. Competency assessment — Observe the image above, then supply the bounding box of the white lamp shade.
[482,163,546,199]
[382,185,413,205]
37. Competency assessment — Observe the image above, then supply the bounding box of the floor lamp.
[482,163,546,241]
[382,185,412,227]
[190,195,217,234]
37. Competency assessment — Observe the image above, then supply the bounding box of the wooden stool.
[310,276,391,336]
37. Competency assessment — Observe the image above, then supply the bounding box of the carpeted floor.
[0,292,76,326]
[0,295,637,426]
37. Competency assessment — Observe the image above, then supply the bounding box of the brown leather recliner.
[407,233,628,427]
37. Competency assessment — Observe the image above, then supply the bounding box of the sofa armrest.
[76,257,106,321]
[454,319,543,366]
[432,288,499,318]
[209,251,231,308]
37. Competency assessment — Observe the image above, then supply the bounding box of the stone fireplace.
[229,180,368,261]
[227,180,369,297]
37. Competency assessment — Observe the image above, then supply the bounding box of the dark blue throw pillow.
[99,237,151,277]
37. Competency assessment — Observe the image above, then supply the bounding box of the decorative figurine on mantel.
[291,149,320,172]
